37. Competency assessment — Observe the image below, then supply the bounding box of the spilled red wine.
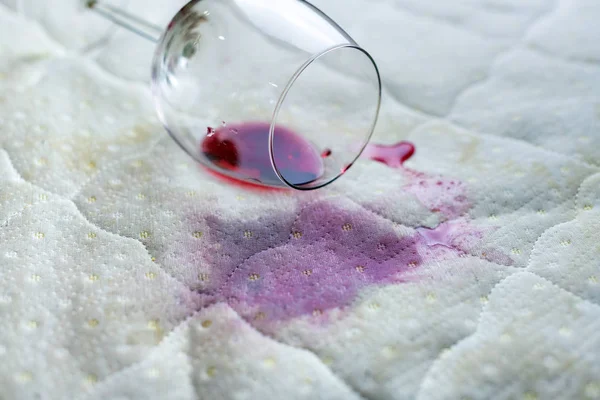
[362,141,415,168]
[201,122,324,187]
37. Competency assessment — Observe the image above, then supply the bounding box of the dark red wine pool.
[201,121,417,188]
[201,122,324,187]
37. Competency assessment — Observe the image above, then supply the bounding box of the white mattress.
[1,1,599,399]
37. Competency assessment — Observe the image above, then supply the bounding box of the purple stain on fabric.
[174,140,511,327]
[220,201,421,326]
[405,176,471,220]
[178,200,423,327]
[362,141,470,219]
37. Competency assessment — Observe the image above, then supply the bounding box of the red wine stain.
[321,148,332,158]
[406,177,471,220]
[201,122,323,188]
[177,200,422,331]
[361,139,511,264]
[362,141,416,168]
[416,221,513,266]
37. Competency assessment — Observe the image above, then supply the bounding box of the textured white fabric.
[0,1,599,399]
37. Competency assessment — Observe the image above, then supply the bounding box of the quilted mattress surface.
[0,0,599,399]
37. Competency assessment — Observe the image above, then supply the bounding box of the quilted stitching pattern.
[1,1,599,399]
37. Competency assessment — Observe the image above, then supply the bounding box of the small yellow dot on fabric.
[199,273,209,282]
[558,327,572,337]
[560,239,571,246]
[533,283,545,290]
[488,214,498,221]
[585,382,600,398]
[368,302,380,310]
[139,231,150,239]
[87,232,97,239]
[89,274,99,282]
[88,319,99,328]
[192,231,203,239]
[381,346,397,358]
[426,293,437,303]
[537,209,546,215]
[201,320,212,328]
[235,195,245,201]
[243,230,253,238]
[302,269,312,276]
[85,374,97,385]
[34,232,45,239]
[263,358,276,367]
[355,265,365,273]
[206,366,217,377]
[499,332,512,343]
[523,391,538,400]
[248,273,260,281]
[342,223,352,231]
[137,193,146,200]
[321,356,333,366]
[292,231,302,239]
[312,309,323,316]
[148,319,160,330]
[87,196,96,203]
[186,191,196,197]
[589,276,598,284]
[145,272,156,280]
[132,160,143,168]
[87,161,97,169]
[254,312,266,321]
[30,274,41,282]
[480,296,489,304]
[16,371,32,383]
[27,320,39,329]
[147,368,160,378]
[39,194,48,201]
[511,248,521,255]
[584,204,593,211]
[151,257,156,262]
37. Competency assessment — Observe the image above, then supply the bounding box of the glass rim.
[149,0,382,190]
[268,43,382,191]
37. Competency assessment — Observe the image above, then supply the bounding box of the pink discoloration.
[417,221,474,249]
[405,176,471,220]
[416,220,512,266]
[363,141,415,168]
[173,141,512,327]
[416,219,484,258]
[180,201,422,327]
[361,141,469,219]
[220,201,421,326]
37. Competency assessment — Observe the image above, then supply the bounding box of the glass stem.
[86,0,162,43]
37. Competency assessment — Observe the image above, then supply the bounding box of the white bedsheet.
[0,1,599,399]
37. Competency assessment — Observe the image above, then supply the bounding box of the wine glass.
[18,0,384,190]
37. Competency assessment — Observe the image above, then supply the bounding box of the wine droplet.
[362,141,415,168]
